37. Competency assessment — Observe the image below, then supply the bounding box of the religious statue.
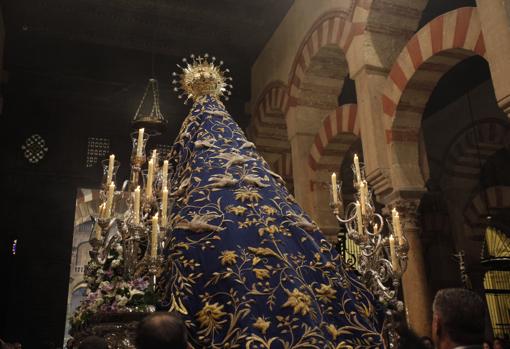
[159,54,384,348]
[70,54,384,349]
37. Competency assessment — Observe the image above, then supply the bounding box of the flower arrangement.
[71,241,156,329]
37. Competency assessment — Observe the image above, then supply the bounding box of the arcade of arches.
[2,0,510,345]
[248,0,510,339]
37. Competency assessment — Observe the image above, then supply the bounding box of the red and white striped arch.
[253,81,290,124]
[444,120,510,180]
[464,186,510,237]
[382,7,486,142]
[308,104,359,171]
[287,11,364,101]
[247,81,293,183]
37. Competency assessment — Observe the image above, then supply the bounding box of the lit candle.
[373,223,379,235]
[106,154,115,185]
[354,153,361,184]
[151,214,159,257]
[136,128,144,158]
[161,187,168,227]
[392,208,403,245]
[331,172,338,205]
[389,235,398,271]
[359,180,366,214]
[133,186,141,225]
[162,160,169,188]
[94,224,101,240]
[98,203,106,219]
[146,158,154,199]
[105,182,115,218]
[355,201,363,235]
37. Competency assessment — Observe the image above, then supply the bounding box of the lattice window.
[86,137,110,167]
[22,134,48,163]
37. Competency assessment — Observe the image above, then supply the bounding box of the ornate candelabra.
[73,128,173,336]
[330,155,409,348]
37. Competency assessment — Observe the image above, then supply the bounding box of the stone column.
[351,67,393,197]
[392,198,432,337]
[476,0,510,117]
[286,105,325,215]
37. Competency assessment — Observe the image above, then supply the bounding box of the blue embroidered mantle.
[162,95,384,349]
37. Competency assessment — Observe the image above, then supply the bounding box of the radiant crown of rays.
[171,54,233,103]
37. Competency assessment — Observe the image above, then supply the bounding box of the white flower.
[129,288,144,298]
[111,259,121,268]
[115,244,123,254]
[115,295,129,307]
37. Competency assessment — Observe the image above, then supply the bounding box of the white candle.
[392,208,403,245]
[98,203,106,219]
[133,186,141,225]
[355,201,363,235]
[136,128,144,157]
[389,235,398,271]
[152,149,157,164]
[105,182,115,218]
[373,223,379,235]
[94,224,101,240]
[146,158,154,199]
[395,212,403,245]
[151,214,159,257]
[106,154,115,185]
[354,153,361,184]
[162,160,169,188]
[331,172,338,205]
[161,187,168,227]
[359,180,366,214]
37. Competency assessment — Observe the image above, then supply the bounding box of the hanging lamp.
[132,78,167,134]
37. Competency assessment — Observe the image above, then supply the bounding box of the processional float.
[70,55,408,349]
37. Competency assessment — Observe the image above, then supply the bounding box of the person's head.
[432,288,485,349]
[135,312,187,349]
[78,336,108,349]
[421,336,434,349]
[494,337,507,349]
[484,340,493,349]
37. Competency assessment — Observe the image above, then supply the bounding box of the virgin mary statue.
[160,55,384,349]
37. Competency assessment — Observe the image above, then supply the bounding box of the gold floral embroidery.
[253,268,271,280]
[219,250,237,266]
[196,302,227,331]
[162,97,384,348]
[282,289,312,316]
[253,317,271,334]
[261,205,277,215]
[315,284,336,303]
[234,187,262,203]
[257,224,279,237]
[227,205,247,216]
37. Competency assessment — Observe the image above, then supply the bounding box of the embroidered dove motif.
[174,213,225,233]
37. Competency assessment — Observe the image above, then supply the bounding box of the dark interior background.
[0,1,293,347]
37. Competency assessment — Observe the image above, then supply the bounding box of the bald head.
[135,312,187,349]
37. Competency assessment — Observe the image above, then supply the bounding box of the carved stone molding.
[391,199,421,232]
[366,167,392,197]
